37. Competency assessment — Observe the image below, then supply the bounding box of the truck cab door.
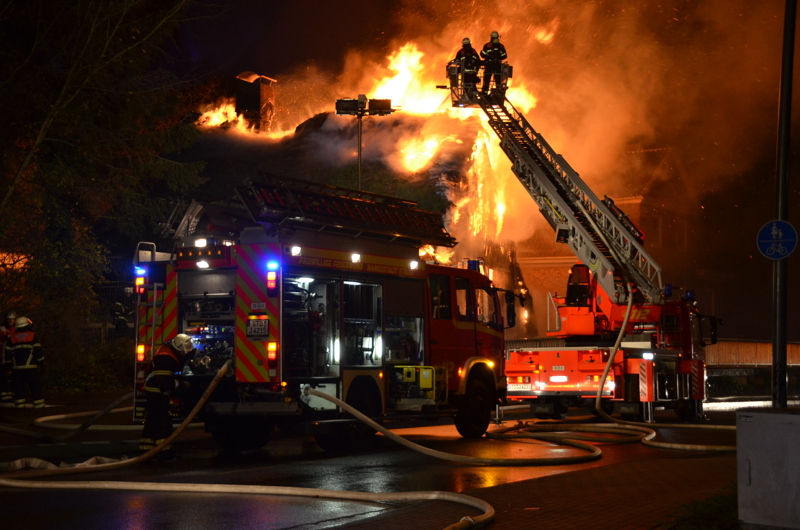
[428,274,478,374]
[475,285,504,359]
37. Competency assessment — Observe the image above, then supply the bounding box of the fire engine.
[132,175,518,451]
[443,59,719,422]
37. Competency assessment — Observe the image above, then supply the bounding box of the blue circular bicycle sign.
[757,220,797,260]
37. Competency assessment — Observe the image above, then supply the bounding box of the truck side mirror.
[504,291,517,329]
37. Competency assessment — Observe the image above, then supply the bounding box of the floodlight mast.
[334,95,395,190]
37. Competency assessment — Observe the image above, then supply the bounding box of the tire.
[211,417,273,451]
[549,400,569,420]
[454,379,492,438]
[589,402,615,418]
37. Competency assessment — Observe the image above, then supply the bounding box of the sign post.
[757,219,797,410]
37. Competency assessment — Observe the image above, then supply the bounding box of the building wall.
[706,339,800,365]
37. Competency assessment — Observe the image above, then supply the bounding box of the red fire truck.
[444,61,719,422]
[133,175,517,450]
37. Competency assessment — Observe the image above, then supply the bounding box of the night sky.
[175,0,800,341]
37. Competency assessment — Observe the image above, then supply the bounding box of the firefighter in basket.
[454,37,482,96]
[139,334,196,460]
[480,30,507,97]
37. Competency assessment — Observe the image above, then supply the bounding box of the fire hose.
[481,283,735,452]
[0,360,494,530]
[0,288,736,530]
[572,210,736,452]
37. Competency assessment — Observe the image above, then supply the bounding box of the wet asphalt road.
[0,398,740,530]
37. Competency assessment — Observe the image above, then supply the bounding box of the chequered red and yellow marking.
[235,244,280,382]
[136,265,177,356]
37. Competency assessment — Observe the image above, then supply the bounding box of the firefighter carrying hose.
[139,334,195,460]
[454,37,482,96]
[0,310,17,402]
[5,316,45,409]
[480,30,507,97]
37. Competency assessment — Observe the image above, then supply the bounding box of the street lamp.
[335,94,395,191]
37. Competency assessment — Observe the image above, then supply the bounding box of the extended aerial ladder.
[443,61,662,324]
[442,61,717,421]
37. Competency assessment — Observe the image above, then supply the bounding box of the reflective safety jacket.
[143,344,189,396]
[455,45,481,72]
[480,39,507,63]
[5,325,43,369]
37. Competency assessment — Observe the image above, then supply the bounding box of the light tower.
[334,95,395,191]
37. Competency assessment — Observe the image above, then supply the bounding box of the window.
[566,265,591,307]
[475,287,500,330]
[455,277,472,321]
[342,283,381,366]
[429,274,452,320]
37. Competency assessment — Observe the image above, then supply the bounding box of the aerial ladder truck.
[442,59,718,422]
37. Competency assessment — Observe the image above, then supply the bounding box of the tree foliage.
[0,0,208,357]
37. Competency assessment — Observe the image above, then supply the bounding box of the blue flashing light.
[266,260,280,271]
[135,267,146,276]
[685,290,696,302]
[664,284,673,297]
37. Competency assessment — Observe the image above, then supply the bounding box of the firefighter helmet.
[171,333,194,353]
[14,316,31,328]
[462,38,471,45]
[491,31,500,39]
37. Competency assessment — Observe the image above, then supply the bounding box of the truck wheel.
[454,379,491,438]
[589,402,614,418]
[211,417,273,451]
[550,401,569,420]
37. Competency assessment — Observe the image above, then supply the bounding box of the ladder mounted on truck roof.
[442,62,663,305]
[236,174,457,248]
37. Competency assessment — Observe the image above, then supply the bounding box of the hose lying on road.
[0,359,493,530]
[0,392,137,442]
[0,360,232,478]
[307,387,635,466]
[589,281,736,452]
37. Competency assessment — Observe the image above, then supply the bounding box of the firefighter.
[5,316,45,409]
[480,31,508,96]
[139,333,195,460]
[454,38,482,95]
[0,310,17,402]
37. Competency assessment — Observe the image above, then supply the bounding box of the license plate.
[552,365,565,371]
[507,383,532,391]
[247,319,269,336]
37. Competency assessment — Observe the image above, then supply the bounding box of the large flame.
[196,26,552,261]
